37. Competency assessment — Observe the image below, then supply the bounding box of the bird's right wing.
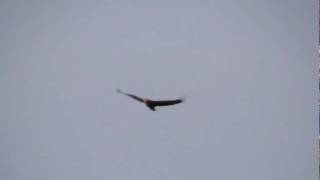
[151,98,184,106]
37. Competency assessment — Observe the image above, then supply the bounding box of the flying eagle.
[116,89,185,111]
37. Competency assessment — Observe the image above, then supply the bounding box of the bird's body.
[116,89,184,111]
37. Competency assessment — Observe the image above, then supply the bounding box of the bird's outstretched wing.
[149,98,184,107]
[116,89,185,111]
[116,89,145,103]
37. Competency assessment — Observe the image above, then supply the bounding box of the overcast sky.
[0,1,317,180]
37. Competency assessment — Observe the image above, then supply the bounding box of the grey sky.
[0,1,317,180]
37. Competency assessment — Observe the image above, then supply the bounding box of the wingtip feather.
[179,96,186,102]
[116,89,124,94]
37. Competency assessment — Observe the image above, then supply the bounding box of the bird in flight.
[116,89,185,111]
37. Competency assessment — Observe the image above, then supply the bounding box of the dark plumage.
[116,89,184,111]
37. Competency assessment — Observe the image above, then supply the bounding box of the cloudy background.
[0,1,317,180]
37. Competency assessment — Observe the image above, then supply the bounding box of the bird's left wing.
[116,89,145,103]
